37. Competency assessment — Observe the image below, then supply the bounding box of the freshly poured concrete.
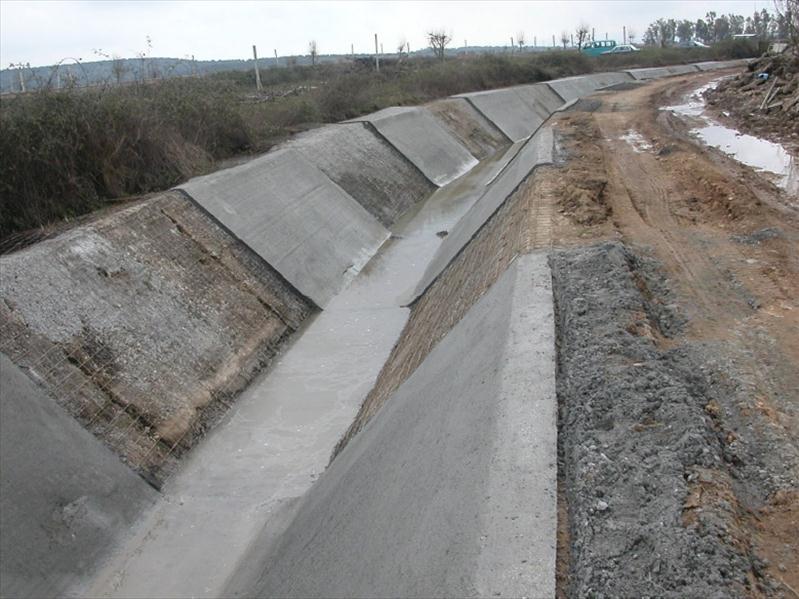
[225,252,557,598]
[179,148,388,308]
[285,123,435,227]
[83,145,521,599]
[546,72,634,102]
[349,106,479,186]
[0,354,155,599]
[413,126,554,301]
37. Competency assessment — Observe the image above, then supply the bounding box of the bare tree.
[560,30,570,49]
[628,27,637,44]
[517,31,526,51]
[308,40,318,65]
[397,36,407,59]
[427,28,452,60]
[575,23,590,50]
[775,0,799,52]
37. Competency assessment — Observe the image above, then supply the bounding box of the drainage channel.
[82,142,521,599]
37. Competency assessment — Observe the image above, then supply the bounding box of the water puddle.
[663,79,798,196]
[620,129,653,153]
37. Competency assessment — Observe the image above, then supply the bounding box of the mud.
[551,242,777,598]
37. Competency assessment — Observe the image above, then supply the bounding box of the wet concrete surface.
[664,79,798,197]
[82,143,520,599]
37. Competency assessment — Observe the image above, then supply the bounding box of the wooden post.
[252,45,262,91]
[274,49,279,67]
[623,26,627,44]
[374,34,380,71]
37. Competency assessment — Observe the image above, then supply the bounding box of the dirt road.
[547,72,798,597]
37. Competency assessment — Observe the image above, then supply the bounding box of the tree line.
[643,7,795,48]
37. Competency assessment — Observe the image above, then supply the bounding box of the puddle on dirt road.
[664,79,798,197]
[620,129,653,153]
[84,143,521,599]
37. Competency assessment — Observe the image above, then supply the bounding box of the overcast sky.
[1,0,768,67]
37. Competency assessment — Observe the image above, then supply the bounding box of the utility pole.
[571,33,574,47]
[380,42,383,55]
[274,49,279,67]
[374,33,380,72]
[552,34,556,48]
[510,36,514,52]
[592,28,595,41]
[623,26,627,44]
[605,32,608,40]
[351,43,354,58]
[252,45,262,91]
[534,36,537,48]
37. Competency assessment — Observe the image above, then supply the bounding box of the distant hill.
[0,46,552,93]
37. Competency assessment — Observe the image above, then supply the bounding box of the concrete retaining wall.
[284,123,435,227]
[412,126,554,301]
[348,107,479,186]
[0,354,155,599]
[546,71,634,102]
[225,252,557,598]
[179,148,389,308]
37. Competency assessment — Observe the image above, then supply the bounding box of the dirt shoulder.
[551,73,798,597]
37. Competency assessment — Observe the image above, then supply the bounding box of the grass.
[0,40,758,240]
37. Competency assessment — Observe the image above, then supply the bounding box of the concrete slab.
[694,59,749,71]
[225,252,557,599]
[0,354,155,599]
[284,123,435,227]
[625,64,701,80]
[456,86,548,141]
[349,107,479,186]
[424,98,510,160]
[179,148,389,308]
[412,126,554,301]
[546,72,633,102]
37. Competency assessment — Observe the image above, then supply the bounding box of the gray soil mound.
[551,242,776,598]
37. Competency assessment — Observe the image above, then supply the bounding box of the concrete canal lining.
[179,148,389,308]
[348,106,479,186]
[0,354,155,599]
[224,252,557,598]
[412,126,554,301]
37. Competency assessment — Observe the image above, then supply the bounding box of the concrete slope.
[546,71,634,102]
[225,252,557,599]
[625,64,701,80]
[179,148,389,308]
[284,123,435,227]
[412,126,554,301]
[456,84,555,141]
[0,354,155,599]
[694,59,750,71]
[349,107,479,186]
[425,98,510,159]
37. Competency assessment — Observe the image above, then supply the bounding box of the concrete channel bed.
[0,60,743,598]
[224,253,557,598]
